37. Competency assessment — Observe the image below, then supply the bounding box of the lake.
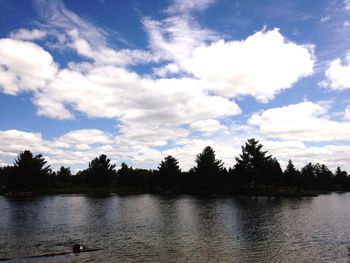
[1,193,350,262]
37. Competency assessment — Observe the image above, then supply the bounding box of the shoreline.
[1,187,339,197]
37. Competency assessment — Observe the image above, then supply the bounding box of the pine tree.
[284,160,300,187]
[86,154,116,187]
[234,138,273,188]
[158,156,181,177]
[56,166,72,183]
[195,146,223,177]
[7,150,51,190]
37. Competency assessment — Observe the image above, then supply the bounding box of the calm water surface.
[1,193,350,262]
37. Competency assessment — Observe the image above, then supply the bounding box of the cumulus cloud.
[145,17,314,102]
[1,128,350,172]
[0,128,164,170]
[10,28,47,41]
[0,0,323,171]
[189,119,227,134]
[321,54,350,89]
[249,101,350,141]
[0,38,57,95]
[32,64,240,123]
[55,129,114,145]
[0,130,59,156]
[181,29,315,102]
[263,140,350,171]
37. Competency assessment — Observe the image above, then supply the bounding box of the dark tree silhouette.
[194,146,224,188]
[56,166,72,183]
[195,146,223,177]
[301,163,316,189]
[86,154,116,187]
[314,163,333,189]
[156,155,181,186]
[158,156,181,177]
[334,167,348,189]
[2,141,350,194]
[6,150,52,191]
[261,157,283,185]
[234,138,275,188]
[283,160,301,187]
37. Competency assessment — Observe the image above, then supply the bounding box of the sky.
[0,0,350,172]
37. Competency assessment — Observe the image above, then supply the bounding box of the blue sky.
[0,0,350,172]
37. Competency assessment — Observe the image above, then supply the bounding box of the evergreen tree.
[334,167,348,188]
[261,157,283,185]
[86,154,116,187]
[6,150,52,191]
[194,146,223,178]
[117,163,137,186]
[283,160,300,187]
[314,164,333,188]
[301,163,316,189]
[194,146,224,188]
[158,156,181,177]
[234,138,272,187]
[56,166,72,183]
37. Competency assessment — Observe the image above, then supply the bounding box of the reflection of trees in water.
[1,195,350,262]
[226,196,319,262]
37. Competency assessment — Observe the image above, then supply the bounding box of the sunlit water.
[1,193,350,262]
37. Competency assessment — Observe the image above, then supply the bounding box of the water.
[1,193,350,262]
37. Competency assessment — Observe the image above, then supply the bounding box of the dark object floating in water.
[73,244,83,253]
[0,246,103,261]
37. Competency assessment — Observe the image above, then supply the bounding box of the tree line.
[0,138,349,194]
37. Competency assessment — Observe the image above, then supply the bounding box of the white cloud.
[0,130,59,156]
[143,16,218,63]
[55,129,113,145]
[145,16,314,102]
[344,20,350,27]
[249,101,350,141]
[10,28,47,41]
[181,29,315,102]
[33,0,107,48]
[189,119,227,134]
[32,64,240,125]
[263,140,350,171]
[0,38,57,95]
[165,0,215,14]
[321,54,350,89]
[344,107,350,120]
[0,0,328,172]
[67,29,154,66]
[345,0,350,10]
[1,128,350,172]
[320,16,330,23]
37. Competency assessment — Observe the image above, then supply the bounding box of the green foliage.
[86,154,116,187]
[6,150,52,191]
